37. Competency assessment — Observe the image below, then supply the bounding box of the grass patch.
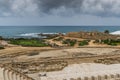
[9,38,49,47]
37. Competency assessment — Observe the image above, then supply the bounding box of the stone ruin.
[40,74,120,80]
[66,31,120,40]
[0,66,33,80]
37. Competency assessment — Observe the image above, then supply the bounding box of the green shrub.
[0,46,4,49]
[62,39,77,46]
[100,39,120,46]
[79,40,89,46]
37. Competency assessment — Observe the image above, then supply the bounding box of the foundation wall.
[65,74,120,80]
[40,74,120,80]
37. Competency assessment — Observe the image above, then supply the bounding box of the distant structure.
[66,31,120,40]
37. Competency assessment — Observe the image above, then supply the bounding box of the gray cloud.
[0,0,120,17]
[38,0,83,13]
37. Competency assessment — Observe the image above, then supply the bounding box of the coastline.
[1,30,120,80]
[0,26,120,39]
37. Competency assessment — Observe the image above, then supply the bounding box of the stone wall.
[67,74,120,80]
[0,67,33,80]
[41,74,120,80]
[9,61,68,74]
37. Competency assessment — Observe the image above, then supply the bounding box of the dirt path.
[88,40,96,46]
[0,46,54,56]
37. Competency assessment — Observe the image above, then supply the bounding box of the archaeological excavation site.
[0,46,120,80]
[1,0,120,79]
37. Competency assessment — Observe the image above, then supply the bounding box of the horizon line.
[0,25,119,27]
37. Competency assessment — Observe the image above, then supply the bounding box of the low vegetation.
[105,39,120,46]
[9,38,49,47]
[62,39,77,46]
[79,40,89,46]
[95,39,120,46]
[0,46,4,49]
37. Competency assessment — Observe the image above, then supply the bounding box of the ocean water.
[0,26,120,38]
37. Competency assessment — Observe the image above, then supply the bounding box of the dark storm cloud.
[0,0,120,17]
[37,0,83,13]
[0,0,12,16]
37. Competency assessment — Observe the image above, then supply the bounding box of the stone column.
[3,69,6,80]
[20,74,22,80]
[16,73,21,80]
[8,70,13,80]
[4,69,9,80]
[110,74,115,80]
[103,75,109,80]
[84,76,89,80]
[7,69,11,80]
[115,74,120,80]
[97,75,102,80]
[91,76,97,80]
[11,71,15,80]
[0,67,5,80]
[14,72,19,80]
[12,72,17,80]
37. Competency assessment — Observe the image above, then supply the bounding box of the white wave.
[42,33,58,34]
[110,31,120,35]
[19,32,66,38]
[40,33,66,35]
[20,33,39,37]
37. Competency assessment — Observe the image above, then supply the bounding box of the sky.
[1,0,120,26]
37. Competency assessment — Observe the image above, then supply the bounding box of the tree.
[104,30,109,34]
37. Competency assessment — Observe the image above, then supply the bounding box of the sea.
[0,26,120,38]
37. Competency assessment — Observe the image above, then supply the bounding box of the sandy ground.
[28,63,120,80]
[16,48,120,61]
[0,45,120,80]
[0,46,53,55]
[46,36,85,47]
[1,37,120,80]
[0,46,55,63]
